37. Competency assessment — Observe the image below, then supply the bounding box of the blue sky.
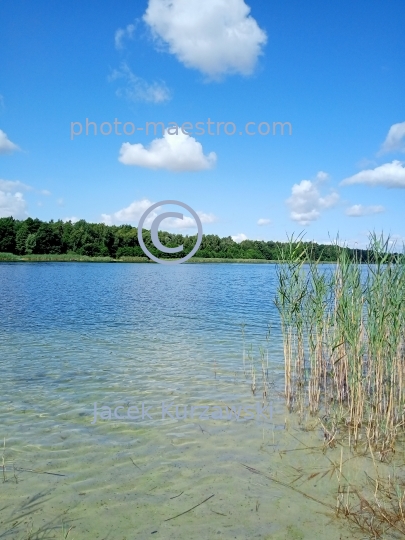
[1,0,404,247]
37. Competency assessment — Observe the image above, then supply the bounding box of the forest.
[0,216,377,262]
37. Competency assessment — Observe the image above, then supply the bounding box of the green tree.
[15,223,30,254]
[15,217,44,254]
[35,222,62,254]
[25,233,37,254]
[0,217,16,253]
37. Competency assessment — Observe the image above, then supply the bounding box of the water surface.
[0,263,362,539]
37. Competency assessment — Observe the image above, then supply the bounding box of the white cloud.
[119,130,216,171]
[109,62,171,104]
[345,204,385,217]
[0,191,27,219]
[143,0,267,79]
[0,129,20,154]
[316,171,330,182]
[379,121,405,154]
[161,216,196,229]
[196,211,217,224]
[57,198,64,206]
[0,181,26,219]
[0,180,54,200]
[341,160,405,188]
[286,174,339,225]
[115,23,136,50]
[0,179,53,218]
[232,233,248,243]
[102,198,217,232]
[102,198,157,226]
[0,179,31,192]
[162,211,218,230]
[257,218,271,226]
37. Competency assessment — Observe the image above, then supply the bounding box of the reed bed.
[275,233,405,452]
[0,252,117,262]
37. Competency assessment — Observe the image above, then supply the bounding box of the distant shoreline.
[0,254,363,265]
[0,254,277,264]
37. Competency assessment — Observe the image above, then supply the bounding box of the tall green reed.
[275,233,308,416]
[275,233,405,452]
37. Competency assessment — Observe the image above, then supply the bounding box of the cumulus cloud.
[0,179,31,192]
[115,23,136,50]
[286,172,339,225]
[379,122,405,154]
[0,179,52,218]
[341,160,405,188]
[232,233,248,243]
[119,130,216,171]
[143,0,267,79]
[109,62,171,104]
[345,204,385,217]
[0,191,27,219]
[257,218,271,226]
[0,186,28,219]
[0,129,20,154]
[0,179,51,197]
[197,212,217,224]
[0,182,26,219]
[162,211,218,230]
[102,198,156,226]
[102,198,216,231]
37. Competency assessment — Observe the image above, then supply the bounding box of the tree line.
[0,216,375,262]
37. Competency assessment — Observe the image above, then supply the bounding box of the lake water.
[0,263,365,539]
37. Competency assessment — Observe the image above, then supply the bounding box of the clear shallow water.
[0,263,362,539]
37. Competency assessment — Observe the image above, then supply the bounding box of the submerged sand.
[1,385,378,540]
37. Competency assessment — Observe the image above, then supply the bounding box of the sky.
[1,0,404,248]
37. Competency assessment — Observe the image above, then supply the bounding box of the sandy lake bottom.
[1,367,384,540]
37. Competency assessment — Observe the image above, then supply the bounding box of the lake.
[0,262,362,539]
